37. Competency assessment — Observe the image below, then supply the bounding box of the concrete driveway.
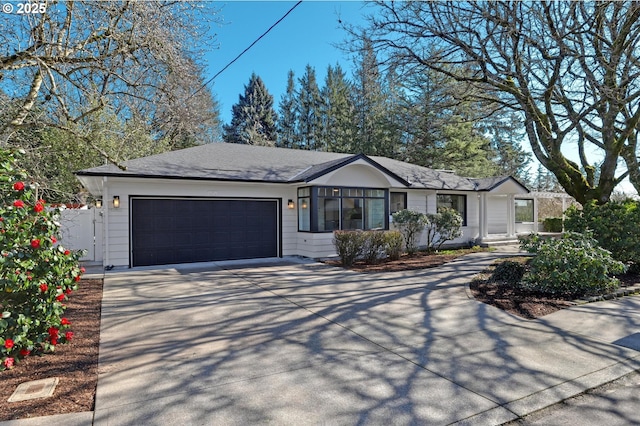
[93,253,640,425]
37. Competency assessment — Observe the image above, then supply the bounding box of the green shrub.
[384,230,403,261]
[1,149,85,370]
[565,200,640,270]
[492,260,527,285]
[332,230,366,266]
[424,207,463,252]
[361,231,387,264]
[392,210,426,255]
[519,232,625,298]
[543,217,563,232]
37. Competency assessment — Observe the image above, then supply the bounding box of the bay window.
[298,186,388,232]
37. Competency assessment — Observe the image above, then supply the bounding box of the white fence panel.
[59,208,103,262]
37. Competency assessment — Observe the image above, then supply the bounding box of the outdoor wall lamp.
[95,199,103,208]
[113,196,120,209]
[288,199,295,209]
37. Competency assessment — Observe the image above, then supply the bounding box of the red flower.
[65,288,72,295]
[64,250,70,256]
[33,202,44,213]
[3,357,14,369]
[4,339,14,349]
[48,327,59,338]
[61,318,71,326]
[50,337,57,346]
[19,349,30,357]
[65,331,73,341]
[51,236,57,244]
[74,275,81,282]
[56,294,65,302]
[13,181,24,191]
[80,267,86,274]
[13,200,24,208]
[30,239,41,249]
[39,283,48,292]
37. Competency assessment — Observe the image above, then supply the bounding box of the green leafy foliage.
[543,217,563,232]
[518,233,625,298]
[491,260,527,285]
[392,210,427,255]
[0,149,84,370]
[424,207,463,251]
[565,200,640,270]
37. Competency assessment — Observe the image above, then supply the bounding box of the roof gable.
[472,176,530,193]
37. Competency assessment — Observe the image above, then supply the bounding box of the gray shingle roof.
[76,142,527,192]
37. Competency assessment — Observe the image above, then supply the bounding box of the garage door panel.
[131,198,278,267]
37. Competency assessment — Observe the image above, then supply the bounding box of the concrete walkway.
[3,251,640,425]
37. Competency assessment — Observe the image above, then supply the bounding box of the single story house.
[75,142,533,268]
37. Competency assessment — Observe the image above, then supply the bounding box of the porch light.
[112,196,120,209]
[287,199,295,209]
[95,199,102,208]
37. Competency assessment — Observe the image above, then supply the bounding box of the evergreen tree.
[296,65,323,150]
[394,65,504,177]
[277,70,300,148]
[352,37,397,156]
[319,64,357,153]
[435,117,498,177]
[483,112,532,183]
[223,73,278,145]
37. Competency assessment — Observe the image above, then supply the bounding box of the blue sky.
[206,1,368,124]
[201,1,637,195]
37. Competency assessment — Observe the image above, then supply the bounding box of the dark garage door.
[131,198,278,267]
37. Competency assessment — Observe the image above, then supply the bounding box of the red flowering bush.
[0,149,84,371]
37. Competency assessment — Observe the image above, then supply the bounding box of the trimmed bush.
[384,230,403,261]
[392,210,426,255]
[491,260,527,285]
[361,231,387,264]
[332,230,366,266]
[565,200,640,270]
[519,232,625,298]
[542,217,563,232]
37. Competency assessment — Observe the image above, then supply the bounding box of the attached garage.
[130,198,279,267]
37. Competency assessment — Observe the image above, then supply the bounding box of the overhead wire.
[186,0,303,101]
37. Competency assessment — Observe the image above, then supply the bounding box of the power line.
[187,0,303,101]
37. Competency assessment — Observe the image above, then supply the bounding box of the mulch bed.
[470,268,640,319]
[321,249,480,272]
[0,279,102,421]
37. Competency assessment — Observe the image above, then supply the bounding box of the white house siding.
[311,160,401,188]
[99,177,297,268]
[295,233,336,258]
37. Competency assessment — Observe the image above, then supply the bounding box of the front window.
[298,186,388,232]
[390,192,407,214]
[515,199,534,222]
[298,187,311,231]
[437,194,467,225]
